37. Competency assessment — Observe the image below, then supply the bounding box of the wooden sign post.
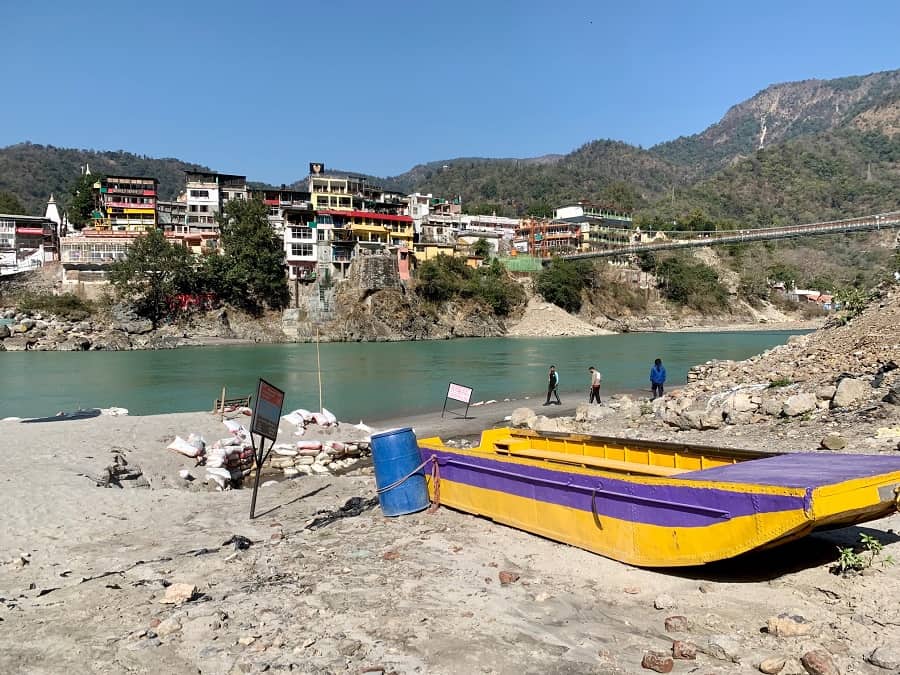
[442,382,474,419]
[248,378,285,519]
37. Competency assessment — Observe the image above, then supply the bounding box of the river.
[1,331,804,420]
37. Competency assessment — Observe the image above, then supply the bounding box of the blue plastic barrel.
[370,427,430,516]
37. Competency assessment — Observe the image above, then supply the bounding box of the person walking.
[544,365,561,405]
[650,358,667,400]
[588,366,602,404]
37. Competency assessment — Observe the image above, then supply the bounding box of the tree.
[536,259,592,313]
[472,237,492,260]
[68,173,101,229]
[107,229,194,326]
[0,191,24,214]
[214,196,289,314]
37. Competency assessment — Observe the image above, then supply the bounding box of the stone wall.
[345,252,401,293]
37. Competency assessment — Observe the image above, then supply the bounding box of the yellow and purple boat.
[417,428,900,567]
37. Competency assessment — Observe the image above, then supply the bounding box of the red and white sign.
[447,382,473,404]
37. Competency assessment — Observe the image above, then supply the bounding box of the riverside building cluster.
[1,164,637,295]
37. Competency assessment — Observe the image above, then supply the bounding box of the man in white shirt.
[588,366,602,404]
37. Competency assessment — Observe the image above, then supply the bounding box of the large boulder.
[782,393,816,417]
[724,391,758,413]
[884,385,900,406]
[831,377,870,408]
[760,396,784,417]
[57,337,92,352]
[0,324,9,339]
[117,320,153,335]
[510,407,535,427]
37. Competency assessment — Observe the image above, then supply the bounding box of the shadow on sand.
[662,525,900,583]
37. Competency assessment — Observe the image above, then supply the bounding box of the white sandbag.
[168,436,203,458]
[327,441,345,452]
[354,421,373,433]
[293,408,314,421]
[296,448,320,457]
[321,408,337,425]
[296,456,315,465]
[206,467,232,480]
[187,433,206,451]
[282,411,305,426]
[206,473,226,490]
[206,455,225,469]
[283,467,300,478]
[296,440,322,450]
[293,427,306,437]
[275,447,298,457]
[223,419,246,434]
[310,413,329,426]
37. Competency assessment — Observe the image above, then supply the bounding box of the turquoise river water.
[0,331,805,420]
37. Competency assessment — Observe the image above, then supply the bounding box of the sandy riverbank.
[2,399,898,674]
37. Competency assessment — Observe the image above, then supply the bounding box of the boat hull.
[418,430,900,567]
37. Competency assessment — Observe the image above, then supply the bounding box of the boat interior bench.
[492,438,687,477]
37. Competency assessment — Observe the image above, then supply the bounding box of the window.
[317,229,326,241]
[222,192,229,200]
[268,207,280,216]
[189,189,209,198]
[292,243,313,257]
[291,226,312,240]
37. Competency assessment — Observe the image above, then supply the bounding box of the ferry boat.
[417,428,900,566]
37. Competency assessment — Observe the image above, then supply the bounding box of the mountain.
[0,143,211,216]
[651,69,900,176]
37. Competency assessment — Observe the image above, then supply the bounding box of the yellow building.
[91,176,158,233]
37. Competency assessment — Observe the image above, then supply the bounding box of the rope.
[427,455,441,514]
[373,455,442,514]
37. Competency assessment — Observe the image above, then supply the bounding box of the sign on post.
[442,381,473,419]
[249,378,285,519]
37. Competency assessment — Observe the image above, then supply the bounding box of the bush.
[15,292,95,320]
[415,255,524,316]
[536,258,592,313]
[656,256,729,312]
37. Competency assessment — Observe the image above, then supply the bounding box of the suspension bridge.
[561,211,900,261]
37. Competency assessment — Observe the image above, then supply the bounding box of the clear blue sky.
[3,1,899,184]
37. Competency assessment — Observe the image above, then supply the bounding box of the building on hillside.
[90,176,158,233]
[406,192,432,235]
[248,187,312,235]
[457,230,501,258]
[460,214,520,240]
[412,241,458,263]
[157,199,187,233]
[181,171,247,252]
[553,202,633,250]
[282,201,318,282]
[0,214,59,271]
[514,218,582,257]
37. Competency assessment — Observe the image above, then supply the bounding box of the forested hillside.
[0,143,210,216]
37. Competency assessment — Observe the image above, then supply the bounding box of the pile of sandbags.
[281,407,337,437]
[166,422,255,490]
[268,438,369,478]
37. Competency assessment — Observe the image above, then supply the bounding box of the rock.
[832,377,869,408]
[118,320,154,335]
[783,393,817,417]
[766,614,812,637]
[883,385,900,406]
[815,385,837,400]
[653,594,676,610]
[498,571,520,585]
[0,324,9,338]
[57,337,91,351]
[17,319,35,332]
[2,336,34,351]
[758,656,786,674]
[800,649,838,675]
[820,433,847,450]
[671,641,696,660]
[641,651,673,673]
[761,397,783,416]
[338,639,361,656]
[575,404,615,422]
[155,618,182,636]
[180,614,223,642]
[725,391,758,413]
[700,635,742,663]
[868,646,900,670]
[663,615,689,632]
[510,407,535,427]
[159,583,196,605]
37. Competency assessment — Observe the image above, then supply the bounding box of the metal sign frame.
[249,378,285,519]
[442,381,473,419]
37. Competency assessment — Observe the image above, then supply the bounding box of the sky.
[3,0,900,185]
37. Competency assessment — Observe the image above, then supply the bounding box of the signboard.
[447,382,473,404]
[251,379,285,441]
[309,162,325,176]
[442,381,474,419]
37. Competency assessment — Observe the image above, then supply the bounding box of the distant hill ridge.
[3,68,900,225]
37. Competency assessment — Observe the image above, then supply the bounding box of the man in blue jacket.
[650,358,666,400]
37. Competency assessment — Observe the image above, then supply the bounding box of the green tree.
[68,173,101,229]
[656,256,729,311]
[472,237,492,260]
[107,229,194,326]
[536,258,592,313]
[526,199,553,218]
[214,196,289,314]
[416,254,470,303]
[0,191,24,214]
